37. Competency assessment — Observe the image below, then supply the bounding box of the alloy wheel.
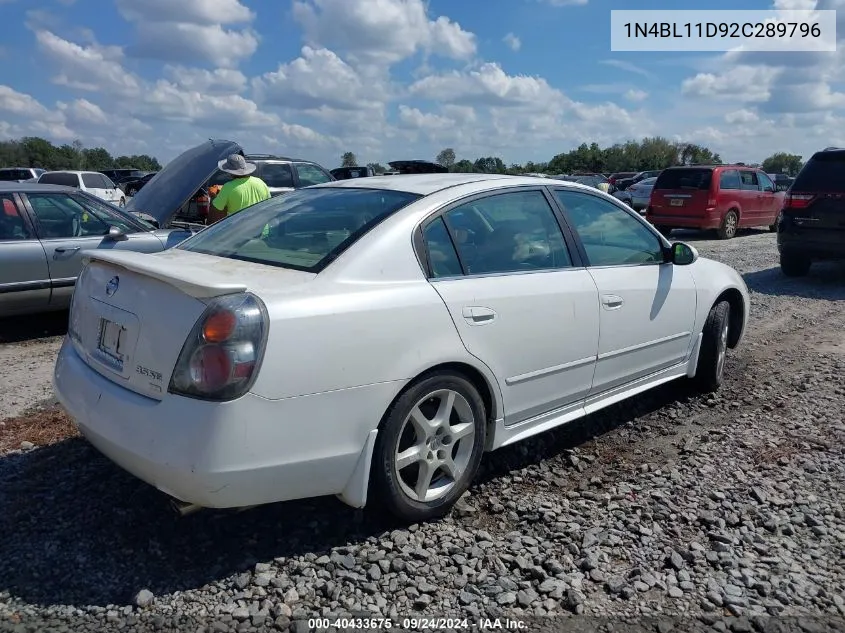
[393,389,476,503]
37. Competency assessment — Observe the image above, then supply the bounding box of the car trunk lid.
[69,249,316,400]
[785,151,845,230]
[650,168,714,216]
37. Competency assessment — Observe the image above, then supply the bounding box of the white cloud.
[724,108,758,124]
[253,46,384,110]
[116,0,257,67]
[681,65,781,102]
[600,59,653,79]
[398,105,451,130]
[503,33,521,51]
[624,89,648,102]
[292,0,476,65]
[163,66,248,94]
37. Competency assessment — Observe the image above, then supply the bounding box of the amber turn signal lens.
[202,310,237,342]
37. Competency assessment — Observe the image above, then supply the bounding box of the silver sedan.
[0,183,194,317]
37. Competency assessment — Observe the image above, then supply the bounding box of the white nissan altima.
[54,157,749,522]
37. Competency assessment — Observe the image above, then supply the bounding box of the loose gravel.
[1,229,843,632]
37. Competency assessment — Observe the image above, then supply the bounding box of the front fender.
[688,257,750,348]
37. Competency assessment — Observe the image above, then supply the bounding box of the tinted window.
[719,169,741,190]
[295,163,332,187]
[0,194,33,240]
[553,190,663,266]
[259,163,294,188]
[0,170,17,181]
[38,172,80,187]
[739,171,758,189]
[27,193,110,238]
[757,172,775,192]
[423,217,462,278]
[178,188,420,272]
[792,152,845,192]
[442,191,572,275]
[654,168,713,190]
[82,173,106,188]
[73,193,143,233]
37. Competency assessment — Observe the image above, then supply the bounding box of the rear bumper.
[777,230,845,260]
[53,338,399,508]
[645,212,719,229]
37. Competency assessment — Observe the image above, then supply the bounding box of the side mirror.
[669,241,698,265]
[107,225,128,241]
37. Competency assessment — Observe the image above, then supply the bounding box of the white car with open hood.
[53,173,750,522]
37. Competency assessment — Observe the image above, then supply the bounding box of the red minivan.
[646,165,782,239]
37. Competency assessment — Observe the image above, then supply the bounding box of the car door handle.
[461,306,497,325]
[601,294,624,310]
[54,247,80,254]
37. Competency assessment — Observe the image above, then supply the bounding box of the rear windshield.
[792,152,845,192]
[178,187,421,273]
[39,172,80,187]
[654,168,713,190]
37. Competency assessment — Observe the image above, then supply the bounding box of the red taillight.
[170,294,268,401]
[783,192,814,209]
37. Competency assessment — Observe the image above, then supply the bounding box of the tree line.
[0,137,162,172]
[340,139,806,178]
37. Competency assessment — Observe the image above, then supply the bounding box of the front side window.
[178,187,421,272]
[259,163,294,188]
[757,172,775,192]
[0,194,33,241]
[719,169,741,190]
[73,193,144,233]
[26,193,110,238]
[553,190,664,266]
[441,190,572,275]
[295,163,332,187]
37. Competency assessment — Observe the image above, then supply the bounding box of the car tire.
[780,252,811,277]
[371,370,487,522]
[694,300,731,393]
[655,225,673,237]
[717,210,739,239]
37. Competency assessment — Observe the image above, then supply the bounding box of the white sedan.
[53,173,749,522]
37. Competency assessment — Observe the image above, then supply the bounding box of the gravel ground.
[1,229,843,633]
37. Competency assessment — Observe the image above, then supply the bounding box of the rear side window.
[39,172,80,187]
[423,217,463,278]
[258,163,294,188]
[0,194,33,240]
[654,169,713,190]
[792,152,845,192]
[739,171,759,190]
[0,170,16,181]
[719,170,740,190]
[82,173,106,188]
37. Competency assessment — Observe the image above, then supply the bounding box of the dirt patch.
[0,405,78,454]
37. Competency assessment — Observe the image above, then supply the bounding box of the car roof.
[308,173,553,196]
[0,182,75,193]
[40,170,100,175]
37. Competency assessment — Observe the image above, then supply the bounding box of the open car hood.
[125,139,243,226]
[388,160,448,174]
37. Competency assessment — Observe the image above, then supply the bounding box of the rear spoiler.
[82,250,248,299]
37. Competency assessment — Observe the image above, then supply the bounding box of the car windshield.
[793,152,845,192]
[178,187,421,272]
[654,168,713,190]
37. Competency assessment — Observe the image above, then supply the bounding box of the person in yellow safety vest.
[207,154,270,224]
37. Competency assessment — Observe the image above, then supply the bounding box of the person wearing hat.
[207,154,271,223]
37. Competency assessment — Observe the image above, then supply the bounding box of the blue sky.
[0,0,843,169]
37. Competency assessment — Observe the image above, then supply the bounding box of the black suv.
[777,147,845,276]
